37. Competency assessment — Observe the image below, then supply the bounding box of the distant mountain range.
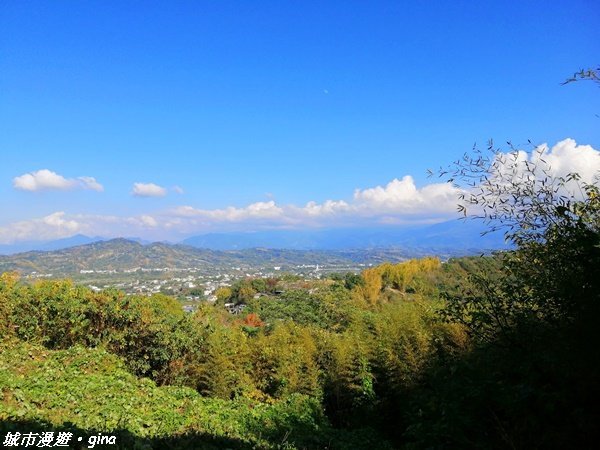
[0,234,148,255]
[0,234,99,255]
[182,220,509,251]
[0,219,509,256]
[0,239,409,276]
[0,220,510,276]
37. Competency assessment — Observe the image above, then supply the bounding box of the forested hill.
[0,239,338,274]
[0,238,435,276]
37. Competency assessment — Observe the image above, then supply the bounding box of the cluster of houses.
[224,302,248,315]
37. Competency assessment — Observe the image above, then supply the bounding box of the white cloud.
[2,139,598,244]
[132,182,167,197]
[172,186,185,194]
[486,138,600,199]
[300,200,351,217]
[0,212,82,243]
[172,201,285,223]
[13,169,104,192]
[532,138,600,183]
[77,176,104,192]
[353,176,460,215]
[169,179,458,229]
[139,215,158,227]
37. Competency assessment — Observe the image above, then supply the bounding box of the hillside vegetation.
[1,157,599,448]
[0,240,365,275]
[0,257,489,449]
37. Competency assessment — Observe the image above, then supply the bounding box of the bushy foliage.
[11,236,588,449]
[1,281,204,383]
[1,255,462,448]
[403,141,600,448]
[1,339,389,449]
[248,286,355,331]
[251,322,321,399]
[352,257,441,305]
[439,142,600,339]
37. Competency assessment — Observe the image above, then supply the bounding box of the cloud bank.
[0,212,82,243]
[0,177,460,244]
[13,170,104,192]
[168,175,460,229]
[484,138,600,200]
[1,139,598,244]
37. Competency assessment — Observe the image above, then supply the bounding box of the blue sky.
[1,0,599,242]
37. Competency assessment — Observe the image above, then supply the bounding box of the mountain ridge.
[0,219,509,256]
[0,219,510,276]
[182,219,509,251]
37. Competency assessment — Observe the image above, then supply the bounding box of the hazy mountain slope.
[0,219,509,276]
[0,239,366,275]
[182,220,509,251]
